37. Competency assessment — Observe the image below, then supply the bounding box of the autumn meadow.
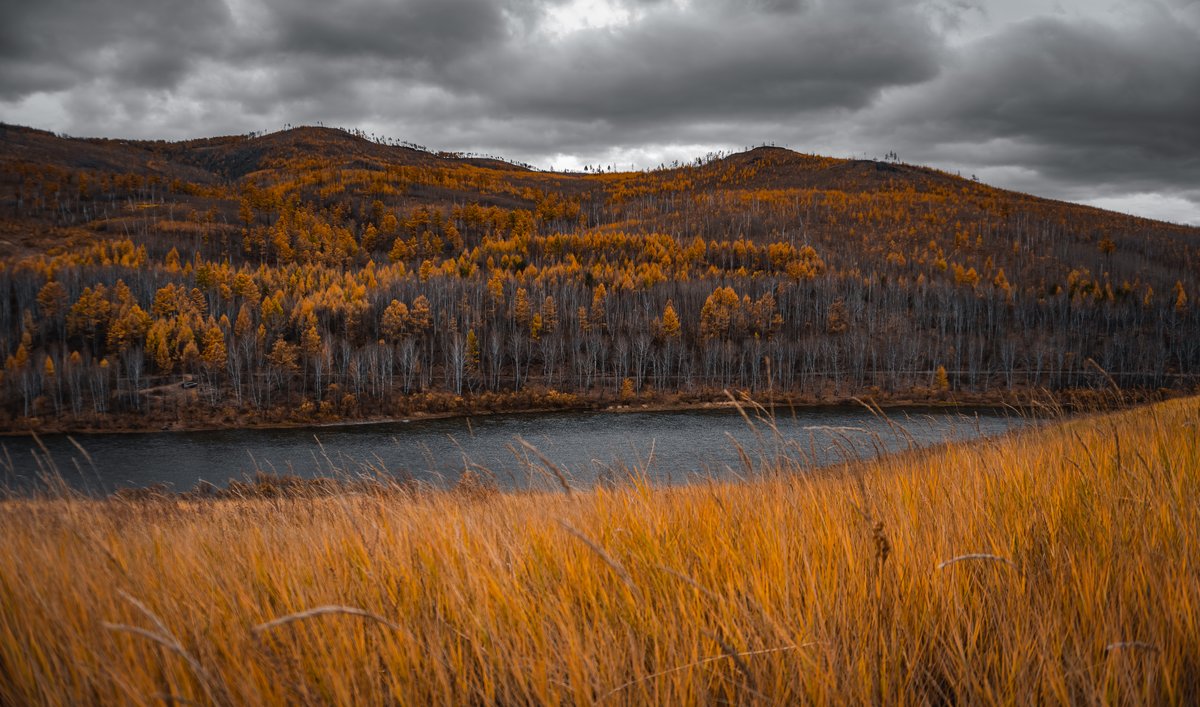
[0,394,1197,704]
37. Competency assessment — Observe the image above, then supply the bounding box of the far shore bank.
[0,385,1160,437]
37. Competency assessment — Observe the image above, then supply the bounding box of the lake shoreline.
[0,385,1140,437]
[4,379,1156,434]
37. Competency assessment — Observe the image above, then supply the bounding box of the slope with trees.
[1,124,1197,430]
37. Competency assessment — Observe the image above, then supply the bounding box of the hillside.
[0,124,1198,430]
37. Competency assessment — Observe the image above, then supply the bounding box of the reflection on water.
[0,406,1029,495]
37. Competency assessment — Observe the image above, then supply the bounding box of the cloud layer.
[1,0,1197,223]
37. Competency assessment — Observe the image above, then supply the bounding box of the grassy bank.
[1,398,1198,704]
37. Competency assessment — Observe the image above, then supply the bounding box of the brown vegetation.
[1,124,1198,431]
[1,395,1197,703]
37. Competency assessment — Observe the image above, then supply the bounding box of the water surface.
[1,406,1028,495]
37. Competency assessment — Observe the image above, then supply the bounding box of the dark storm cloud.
[0,0,946,130]
[0,0,233,99]
[258,0,508,64]
[218,0,945,133]
[476,0,943,125]
[879,6,1200,199]
[0,0,1197,222]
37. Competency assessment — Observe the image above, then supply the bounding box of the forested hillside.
[1,124,1197,429]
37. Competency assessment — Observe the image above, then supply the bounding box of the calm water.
[0,407,1028,495]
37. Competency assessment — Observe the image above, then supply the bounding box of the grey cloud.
[257,0,508,64]
[453,0,944,128]
[0,0,946,132]
[879,6,1200,195]
[0,0,232,99]
[218,0,941,130]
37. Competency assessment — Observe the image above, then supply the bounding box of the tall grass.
[1,397,1198,704]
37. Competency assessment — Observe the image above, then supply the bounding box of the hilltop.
[0,124,519,180]
[0,124,1197,431]
[4,123,1196,244]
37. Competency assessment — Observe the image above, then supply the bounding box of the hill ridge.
[3,122,1196,230]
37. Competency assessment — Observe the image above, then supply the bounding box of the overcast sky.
[1,0,1197,224]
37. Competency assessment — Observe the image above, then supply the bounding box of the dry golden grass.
[2,397,1199,705]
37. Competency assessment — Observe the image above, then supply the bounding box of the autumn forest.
[1,123,1197,431]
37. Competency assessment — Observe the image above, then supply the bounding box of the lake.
[0,406,1030,495]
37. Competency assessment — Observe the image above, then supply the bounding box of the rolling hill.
[1,123,1197,430]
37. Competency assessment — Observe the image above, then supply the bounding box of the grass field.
[1,397,1198,705]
